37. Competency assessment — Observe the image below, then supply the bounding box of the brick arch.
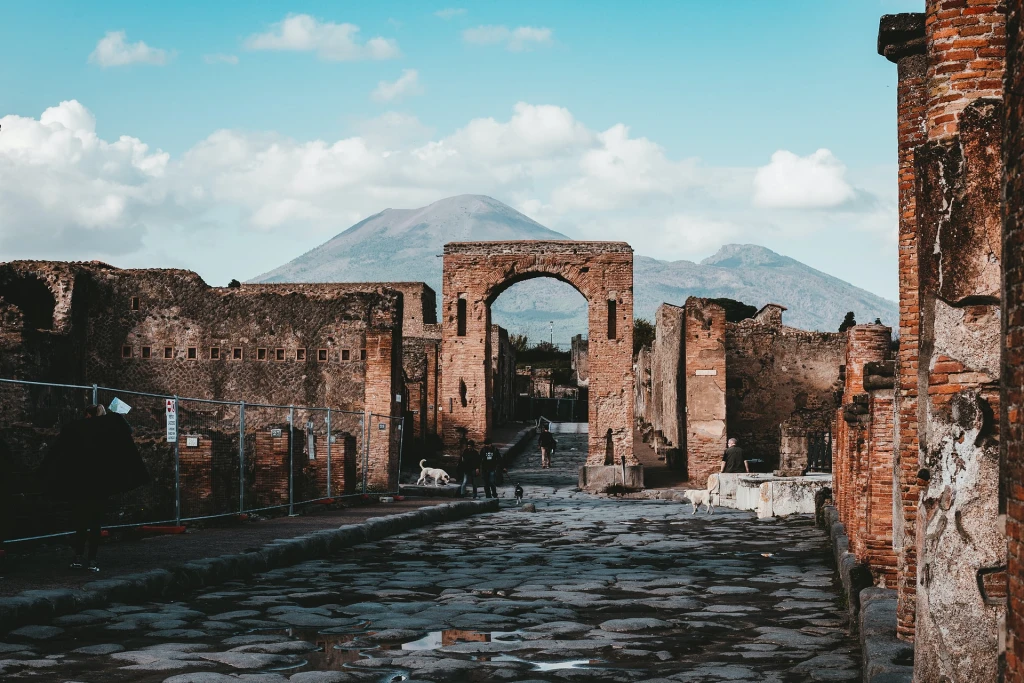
[441,241,635,466]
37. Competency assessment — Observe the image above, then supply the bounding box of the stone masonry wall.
[441,241,634,465]
[912,1,1006,679]
[1003,1,1024,679]
[879,11,928,643]
[652,304,685,453]
[683,298,726,486]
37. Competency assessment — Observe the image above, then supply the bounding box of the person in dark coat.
[43,404,149,572]
[538,425,557,469]
[479,438,505,499]
[457,440,481,498]
[721,438,749,474]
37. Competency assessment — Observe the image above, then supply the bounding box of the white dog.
[416,459,451,487]
[684,473,721,515]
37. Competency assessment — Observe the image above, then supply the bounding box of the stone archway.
[440,241,638,486]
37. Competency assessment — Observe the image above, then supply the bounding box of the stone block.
[578,465,644,491]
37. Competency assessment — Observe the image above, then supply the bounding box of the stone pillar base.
[578,465,644,491]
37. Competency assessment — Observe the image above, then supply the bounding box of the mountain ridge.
[251,195,897,339]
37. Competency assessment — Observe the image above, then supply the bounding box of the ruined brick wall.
[634,345,652,435]
[441,241,634,465]
[911,2,1006,679]
[879,11,928,643]
[571,334,589,386]
[683,298,726,486]
[724,314,845,472]
[1003,1,1024,679]
[489,325,516,426]
[652,304,685,453]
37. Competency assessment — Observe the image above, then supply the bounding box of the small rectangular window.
[360,349,367,361]
[187,347,197,360]
[318,349,328,362]
[164,346,174,359]
[457,299,467,337]
[141,346,152,359]
[121,345,133,359]
[130,297,140,311]
[210,347,220,360]
[257,348,268,361]
[607,300,617,340]
[232,347,243,360]
[275,348,285,361]
[296,348,306,361]
[342,349,350,361]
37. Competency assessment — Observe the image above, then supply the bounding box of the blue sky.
[0,1,922,300]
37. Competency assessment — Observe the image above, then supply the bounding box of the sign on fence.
[165,399,177,442]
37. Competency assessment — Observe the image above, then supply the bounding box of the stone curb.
[819,505,912,683]
[0,499,498,633]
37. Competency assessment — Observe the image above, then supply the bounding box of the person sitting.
[720,437,749,474]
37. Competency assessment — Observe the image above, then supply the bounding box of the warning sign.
[166,399,177,443]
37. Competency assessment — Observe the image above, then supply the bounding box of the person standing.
[479,438,505,499]
[457,440,481,498]
[720,437,749,474]
[43,404,149,572]
[538,425,557,469]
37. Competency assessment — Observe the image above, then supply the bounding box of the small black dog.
[514,483,524,505]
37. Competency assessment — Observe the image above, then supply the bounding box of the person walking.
[538,425,557,469]
[479,438,505,499]
[457,439,481,498]
[720,437,749,474]
[42,404,149,572]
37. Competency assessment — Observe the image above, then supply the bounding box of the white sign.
[108,397,132,414]
[271,428,283,438]
[186,436,199,448]
[694,369,718,376]
[165,399,177,443]
[378,423,386,430]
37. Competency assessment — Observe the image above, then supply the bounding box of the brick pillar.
[363,329,403,491]
[683,298,727,487]
[914,2,1006,679]
[1003,1,1024,679]
[879,11,928,642]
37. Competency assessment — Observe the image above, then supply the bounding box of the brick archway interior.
[441,241,635,465]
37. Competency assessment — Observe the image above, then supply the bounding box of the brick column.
[683,298,727,487]
[913,2,1006,679]
[1003,1,1024,679]
[363,329,403,491]
[879,11,928,642]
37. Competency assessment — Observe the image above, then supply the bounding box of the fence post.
[173,395,181,526]
[239,401,245,513]
[92,384,98,405]
[326,408,332,499]
[396,416,405,493]
[288,406,295,516]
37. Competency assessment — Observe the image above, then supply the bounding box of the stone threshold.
[0,499,498,633]
[820,505,913,683]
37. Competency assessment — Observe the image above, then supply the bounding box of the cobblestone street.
[0,433,859,682]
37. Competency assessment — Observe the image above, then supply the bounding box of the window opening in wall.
[257,348,268,361]
[130,297,140,311]
[296,348,306,361]
[164,346,174,359]
[360,349,367,360]
[318,349,328,362]
[121,345,133,359]
[342,349,350,361]
[275,348,285,361]
[210,347,220,360]
[232,348,242,360]
[142,346,152,359]
[607,299,617,339]
[187,347,198,360]
[457,298,467,336]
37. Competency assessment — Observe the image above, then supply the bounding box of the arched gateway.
[441,241,639,488]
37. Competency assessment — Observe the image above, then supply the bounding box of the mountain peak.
[700,244,791,269]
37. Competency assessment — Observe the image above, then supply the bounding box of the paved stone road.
[0,432,859,682]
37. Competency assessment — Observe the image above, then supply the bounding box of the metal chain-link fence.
[0,378,397,544]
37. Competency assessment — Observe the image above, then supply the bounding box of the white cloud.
[462,25,553,51]
[203,53,239,65]
[435,8,466,19]
[0,100,895,292]
[88,31,171,68]
[753,148,856,209]
[371,69,424,102]
[245,14,399,61]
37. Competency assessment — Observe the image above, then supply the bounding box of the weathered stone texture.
[1003,1,1024,679]
[652,304,685,453]
[440,241,634,465]
[683,298,726,487]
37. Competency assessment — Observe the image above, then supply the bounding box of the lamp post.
[549,321,553,346]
